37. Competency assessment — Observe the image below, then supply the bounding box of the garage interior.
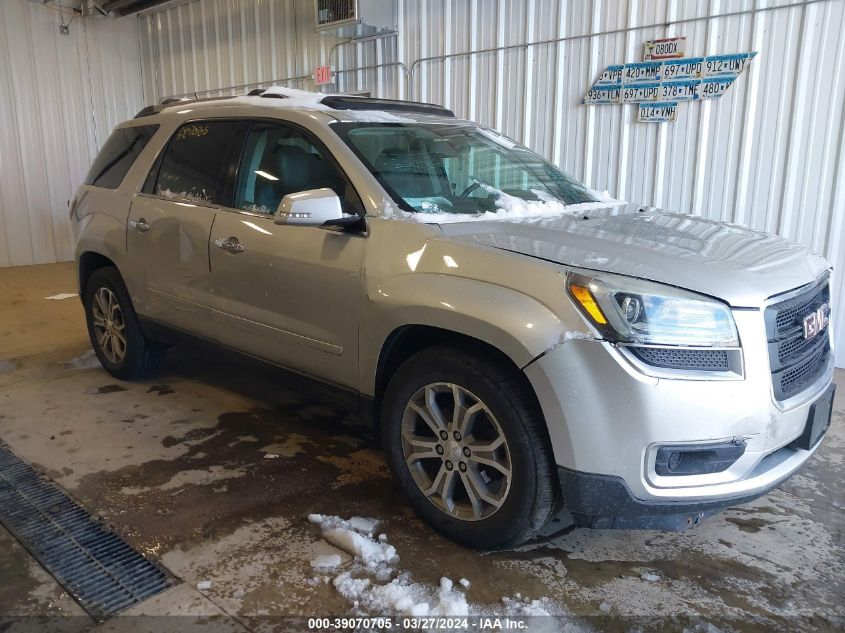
[1,0,844,630]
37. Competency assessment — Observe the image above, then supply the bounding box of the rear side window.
[84,125,158,189]
[151,121,241,204]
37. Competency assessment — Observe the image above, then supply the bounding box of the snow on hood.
[378,186,626,224]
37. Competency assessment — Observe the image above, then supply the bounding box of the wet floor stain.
[84,384,127,395]
[725,516,772,533]
[1,336,842,629]
[147,384,175,396]
[73,399,380,560]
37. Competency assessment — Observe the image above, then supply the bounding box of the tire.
[381,346,559,549]
[83,267,166,380]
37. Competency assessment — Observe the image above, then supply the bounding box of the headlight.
[566,271,739,347]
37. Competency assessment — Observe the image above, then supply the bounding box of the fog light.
[655,440,747,476]
[668,451,683,471]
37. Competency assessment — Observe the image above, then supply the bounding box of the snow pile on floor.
[45,293,77,300]
[308,514,396,569]
[333,572,470,617]
[306,514,568,621]
[323,527,396,568]
[308,514,380,540]
[501,594,553,616]
[309,513,469,615]
[311,554,342,569]
[377,184,626,224]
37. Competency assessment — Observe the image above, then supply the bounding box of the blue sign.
[584,50,758,121]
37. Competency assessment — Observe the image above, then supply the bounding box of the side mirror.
[273,188,361,227]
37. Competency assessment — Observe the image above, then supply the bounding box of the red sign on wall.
[314,65,333,85]
[644,36,686,60]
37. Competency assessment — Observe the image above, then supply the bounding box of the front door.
[208,121,367,389]
[126,119,243,338]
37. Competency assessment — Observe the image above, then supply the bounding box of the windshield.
[331,122,597,215]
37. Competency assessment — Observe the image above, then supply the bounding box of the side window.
[234,122,361,214]
[153,121,241,204]
[84,124,159,189]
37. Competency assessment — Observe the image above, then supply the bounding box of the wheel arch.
[77,251,120,299]
[370,324,546,434]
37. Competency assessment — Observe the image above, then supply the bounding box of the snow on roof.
[220,86,415,122]
[224,86,333,110]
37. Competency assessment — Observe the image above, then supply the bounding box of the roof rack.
[133,92,455,119]
[319,96,455,118]
[133,95,238,118]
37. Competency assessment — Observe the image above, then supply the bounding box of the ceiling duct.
[96,0,178,16]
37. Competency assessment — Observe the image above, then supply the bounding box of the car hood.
[438,205,829,306]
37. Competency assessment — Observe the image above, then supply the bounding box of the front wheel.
[83,267,165,380]
[381,346,559,549]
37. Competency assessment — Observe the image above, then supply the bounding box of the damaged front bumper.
[523,318,835,529]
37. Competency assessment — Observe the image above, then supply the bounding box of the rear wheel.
[83,267,165,380]
[381,346,559,549]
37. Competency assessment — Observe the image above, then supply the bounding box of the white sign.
[661,57,704,80]
[660,79,700,102]
[698,76,735,99]
[702,53,756,77]
[638,101,678,122]
[595,65,623,85]
[622,82,661,103]
[622,61,662,83]
[644,37,687,60]
[584,84,621,104]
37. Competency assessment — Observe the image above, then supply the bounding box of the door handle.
[214,237,245,253]
[129,218,150,233]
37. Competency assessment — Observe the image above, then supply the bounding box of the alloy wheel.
[91,287,127,364]
[401,382,512,521]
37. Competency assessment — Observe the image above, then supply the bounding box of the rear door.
[127,120,244,337]
[207,120,367,389]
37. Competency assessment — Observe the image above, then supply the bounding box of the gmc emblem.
[803,303,830,340]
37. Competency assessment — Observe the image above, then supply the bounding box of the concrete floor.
[0,262,843,632]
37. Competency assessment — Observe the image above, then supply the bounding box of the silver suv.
[72,88,835,548]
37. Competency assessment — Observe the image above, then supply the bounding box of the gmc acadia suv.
[72,87,835,548]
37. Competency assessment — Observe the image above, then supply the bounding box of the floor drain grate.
[0,441,169,619]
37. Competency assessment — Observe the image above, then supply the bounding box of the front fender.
[360,272,575,395]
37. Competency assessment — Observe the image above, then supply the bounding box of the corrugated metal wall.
[1,0,842,366]
[0,0,143,267]
[137,0,845,367]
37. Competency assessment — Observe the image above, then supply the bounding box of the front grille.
[765,279,831,401]
[630,347,730,371]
